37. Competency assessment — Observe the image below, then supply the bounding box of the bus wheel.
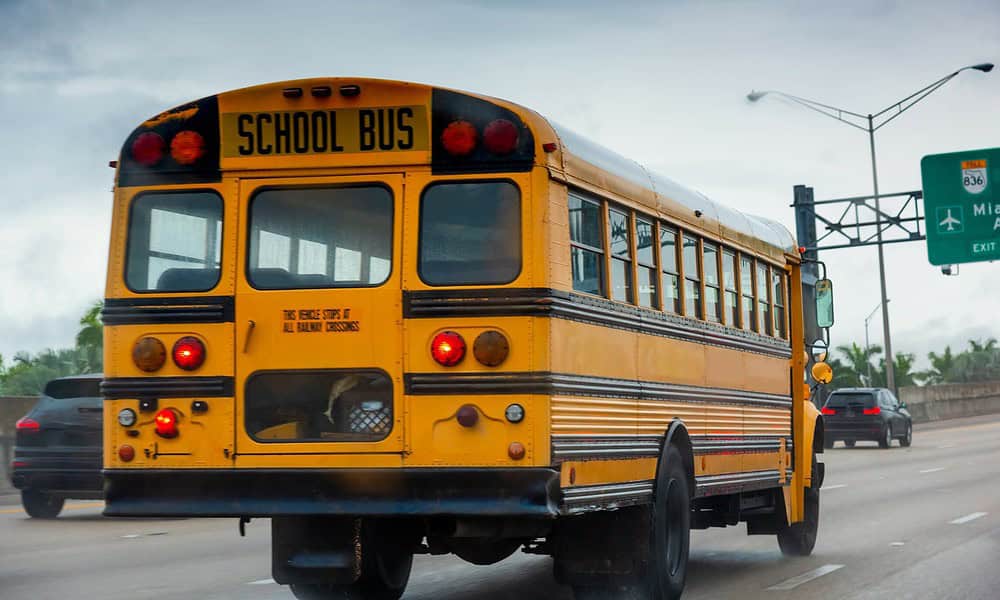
[289,525,413,600]
[776,455,819,557]
[21,489,64,519]
[644,444,691,599]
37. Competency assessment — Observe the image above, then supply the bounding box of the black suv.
[822,387,912,449]
[10,374,103,518]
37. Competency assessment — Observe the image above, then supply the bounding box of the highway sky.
[1,0,999,368]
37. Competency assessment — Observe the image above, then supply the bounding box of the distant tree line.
[828,338,1000,389]
[0,301,103,395]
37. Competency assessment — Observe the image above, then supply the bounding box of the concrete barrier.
[899,381,1000,424]
[1,396,39,491]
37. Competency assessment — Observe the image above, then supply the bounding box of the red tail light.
[154,408,179,438]
[440,120,478,156]
[131,132,166,166]
[483,119,519,155]
[821,407,836,415]
[170,130,206,165]
[431,331,466,366]
[863,407,881,415]
[172,336,206,370]
[15,417,40,431]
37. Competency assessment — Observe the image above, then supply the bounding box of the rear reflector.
[118,445,136,462]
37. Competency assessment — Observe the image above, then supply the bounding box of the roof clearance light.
[131,132,165,166]
[170,130,205,165]
[154,408,179,438]
[431,331,466,366]
[172,336,206,371]
[441,120,478,156]
[15,417,40,431]
[483,119,519,155]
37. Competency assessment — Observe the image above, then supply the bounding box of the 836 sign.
[962,159,988,194]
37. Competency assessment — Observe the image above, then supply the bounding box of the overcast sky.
[1,0,999,369]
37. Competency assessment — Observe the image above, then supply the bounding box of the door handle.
[242,320,256,353]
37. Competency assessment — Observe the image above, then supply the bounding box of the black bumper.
[104,468,561,518]
[11,468,104,497]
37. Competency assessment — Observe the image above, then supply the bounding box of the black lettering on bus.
[311,111,328,152]
[275,113,291,154]
[292,112,309,153]
[256,113,273,154]
[397,107,414,150]
[237,114,254,155]
[377,108,395,151]
[329,111,344,152]
[359,109,376,151]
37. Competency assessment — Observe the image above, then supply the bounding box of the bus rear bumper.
[103,468,561,518]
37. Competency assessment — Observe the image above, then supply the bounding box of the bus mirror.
[815,278,835,328]
[810,339,828,363]
[811,361,833,385]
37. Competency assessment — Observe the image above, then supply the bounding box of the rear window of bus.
[418,181,521,286]
[125,191,223,292]
[247,186,393,289]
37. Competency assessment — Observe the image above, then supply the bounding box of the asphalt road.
[3,415,999,600]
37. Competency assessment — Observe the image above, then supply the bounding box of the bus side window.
[757,261,772,335]
[660,225,680,314]
[635,217,658,309]
[682,234,702,319]
[739,254,756,332]
[608,206,633,303]
[568,193,605,296]
[703,241,721,322]
[773,270,787,339]
[722,249,738,327]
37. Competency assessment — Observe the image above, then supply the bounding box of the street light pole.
[864,302,881,386]
[747,63,993,395]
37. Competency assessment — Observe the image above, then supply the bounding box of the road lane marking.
[890,541,905,547]
[248,578,276,585]
[822,484,848,490]
[0,501,104,515]
[950,512,987,525]
[919,467,945,474]
[766,564,844,591]
[938,444,956,449]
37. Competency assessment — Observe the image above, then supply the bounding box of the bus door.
[233,175,406,462]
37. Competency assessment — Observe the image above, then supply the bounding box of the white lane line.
[938,444,956,449]
[950,512,988,525]
[919,467,945,474]
[822,484,848,490]
[248,578,276,585]
[766,564,844,591]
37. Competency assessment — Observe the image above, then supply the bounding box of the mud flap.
[272,517,361,585]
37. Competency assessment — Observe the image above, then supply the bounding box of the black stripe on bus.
[102,296,235,325]
[102,376,234,399]
[402,288,791,359]
[404,371,792,409]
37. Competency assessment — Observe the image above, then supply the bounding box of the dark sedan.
[822,387,913,449]
[10,374,103,518]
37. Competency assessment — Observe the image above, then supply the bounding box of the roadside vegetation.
[829,338,1000,388]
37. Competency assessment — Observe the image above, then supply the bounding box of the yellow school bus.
[102,78,828,600]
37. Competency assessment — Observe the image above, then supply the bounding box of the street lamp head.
[746,90,768,102]
[971,62,994,73]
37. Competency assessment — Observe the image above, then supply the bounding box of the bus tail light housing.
[431,331,466,366]
[172,336,206,370]
[431,88,534,174]
[440,120,478,156]
[483,119,519,155]
[154,408,179,438]
[863,406,881,415]
[131,132,166,166]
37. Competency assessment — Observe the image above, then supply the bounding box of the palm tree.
[918,346,955,384]
[75,300,104,372]
[835,342,882,387]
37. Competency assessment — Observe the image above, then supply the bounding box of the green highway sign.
[921,147,1000,265]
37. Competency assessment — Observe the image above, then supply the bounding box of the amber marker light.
[133,336,167,372]
[170,130,205,165]
[473,330,510,367]
[441,120,478,156]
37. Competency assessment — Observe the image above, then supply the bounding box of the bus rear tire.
[776,455,819,557]
[289,524,413,600]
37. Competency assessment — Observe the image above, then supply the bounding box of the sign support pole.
[867,114,896,393]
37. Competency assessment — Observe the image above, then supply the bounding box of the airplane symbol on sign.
[939,209,961,231]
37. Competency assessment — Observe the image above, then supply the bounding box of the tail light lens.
[15,417,40,432]
[440,120,478,156]
[170,130,206,165]
[431,331,466,366]
[154,408,179,438]
[133,336,167,372]
[483,119,519,155]
[131,132,166,166]
[473,330,510,366]
[863,407,881,415]
[821,407,836,415]
[172,336,206,370]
